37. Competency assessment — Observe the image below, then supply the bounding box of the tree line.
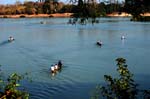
[124,0,150,21]
[0,0,127,16]
[0,0,149,17]
[0,1,64,15]
[0,1,123,16]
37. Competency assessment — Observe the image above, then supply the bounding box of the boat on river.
[96,40,103,46]
[50,61,63,74]
[8,36,15,42]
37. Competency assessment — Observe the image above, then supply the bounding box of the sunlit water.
[0,18,150,99]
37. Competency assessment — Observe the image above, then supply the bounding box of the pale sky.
[0,0,37,4]
[0,0,124,5]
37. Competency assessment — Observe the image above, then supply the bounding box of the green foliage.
[43,0,59,14]
[0,68,29,99]
[69,0,123,24]
[124,0,150,21]
[43,0,51,14]
[131,16,150,22]
[71,2,100,24]
[24,2,36,15]
[91,58,150,99]
[59,5,75,13]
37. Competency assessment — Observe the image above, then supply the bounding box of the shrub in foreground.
[91,58,150,99]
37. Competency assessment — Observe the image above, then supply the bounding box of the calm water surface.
[0,18,150,99]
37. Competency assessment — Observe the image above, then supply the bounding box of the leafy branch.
[0,67,29,99]
[91,58,150,99]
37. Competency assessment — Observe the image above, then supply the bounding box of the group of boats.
[50,35,125,74]
[7,36,62,75]
[7,35,125,75]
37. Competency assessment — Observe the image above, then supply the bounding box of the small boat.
[50,61,63,74]
[121,35,125,40]
[8,37,15,42]
[96,41,102,46]
[40,21,46,24]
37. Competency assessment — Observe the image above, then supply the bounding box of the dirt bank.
[107,12,150,17]
[0,13,73,18]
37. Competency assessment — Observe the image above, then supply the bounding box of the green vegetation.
[0,66,29,99]
[124,0,150,21]
[131,16,150,22]
[0,0,149,22]
[0,1,63,15]
[91,58,150,99]
[0,0,123,16]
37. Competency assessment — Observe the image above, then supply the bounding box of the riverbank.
[106,12,150,17]
[0,12,150,18]
[106,12,131,17]
[0,13,73,18]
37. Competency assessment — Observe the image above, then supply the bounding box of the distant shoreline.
[0,13,73,18]
[106,12,131,17]
[106,12,150,17]
[0,12,149,18]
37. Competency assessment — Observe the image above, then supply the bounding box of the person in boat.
[8,36,14,41]
[96,40,102,46]
[58,60,62,69]
[54,64,58,70]
[50,65,55,73]
[121,35,125,40]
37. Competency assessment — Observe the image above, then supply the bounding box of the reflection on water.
[121,39,125,46]
[0,18,150,99]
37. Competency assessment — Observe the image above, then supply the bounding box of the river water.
[0,18,150,99]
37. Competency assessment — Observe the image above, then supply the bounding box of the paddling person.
[58,60,62,69]
[54,64,58,70]
[8,36,14,41]
[97,40,102,46]
[50,65,55,73]
[121,35,125,40]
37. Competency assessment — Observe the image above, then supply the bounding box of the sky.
[0,0,124,5]
[0,0,36,4]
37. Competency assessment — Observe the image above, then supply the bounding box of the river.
[0,17,150,99]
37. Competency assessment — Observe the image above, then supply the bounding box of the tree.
[43,0,59,14]
[69,0,100,24]
[97,2,106,16]
[43,0,51,14]
[34,2,44,14]
[0,65,29,99]
[24,1,36,14]
[91,58,150,99]
[124,0,150,21]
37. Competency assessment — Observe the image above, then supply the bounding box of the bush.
[91,58,150,99]
[0,66,29,99]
